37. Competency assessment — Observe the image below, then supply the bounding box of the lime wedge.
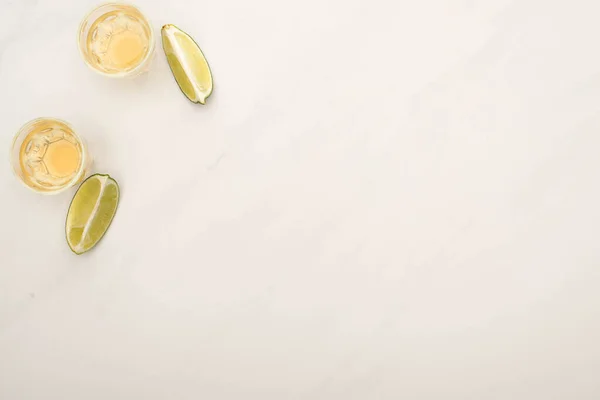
[161,24,213,105]
[66,174,119,255]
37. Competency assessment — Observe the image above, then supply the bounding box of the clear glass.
[10,118,91,195]
[78,3,155,78]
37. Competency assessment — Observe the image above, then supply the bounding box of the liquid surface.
[19,121,83,191]
[87,8,150,73]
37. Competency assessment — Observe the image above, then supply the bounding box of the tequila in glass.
[78,3,155,77]
[11,118,90,194]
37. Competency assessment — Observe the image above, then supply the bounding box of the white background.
[1,0,600,398]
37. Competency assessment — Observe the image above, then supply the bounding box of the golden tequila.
[79,4,154,76]
[11,118,89,194]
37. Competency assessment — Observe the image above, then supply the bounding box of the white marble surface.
[1,0,600,398]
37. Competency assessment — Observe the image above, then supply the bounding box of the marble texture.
[1,0,600,398]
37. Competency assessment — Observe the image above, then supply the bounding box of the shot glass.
[10,118,91,195]
[78,3,155,78]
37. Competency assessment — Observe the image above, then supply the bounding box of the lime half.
[66,174,120,255]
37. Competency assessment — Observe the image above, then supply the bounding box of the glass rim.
[10,117,89,195]
[77,2,156,78]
